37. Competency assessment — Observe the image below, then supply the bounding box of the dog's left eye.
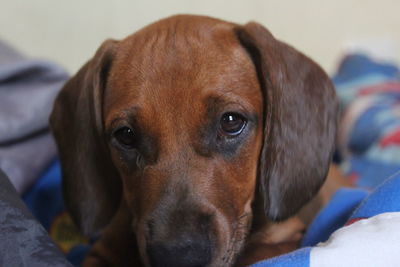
[220,113,247,136]
[113,126,136,148]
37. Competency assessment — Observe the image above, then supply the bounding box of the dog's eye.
[113,127,136,148]
[220,113,247,136]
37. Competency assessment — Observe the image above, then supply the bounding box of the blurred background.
[1,0,399,74]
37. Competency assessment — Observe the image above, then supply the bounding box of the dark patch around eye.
[108,114,159,169]
[193,96,258,158]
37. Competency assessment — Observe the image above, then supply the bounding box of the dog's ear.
[236,23,338,221]
[50,40,122,235]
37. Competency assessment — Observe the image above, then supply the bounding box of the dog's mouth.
[135,211,252,267]
[146,237,213,267]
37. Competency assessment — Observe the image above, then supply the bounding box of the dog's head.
[50,15,337,266]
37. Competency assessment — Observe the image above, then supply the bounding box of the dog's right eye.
[219,112,247,137]
[113,127,136,149]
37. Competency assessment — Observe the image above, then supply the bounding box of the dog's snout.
[147,232,212,267]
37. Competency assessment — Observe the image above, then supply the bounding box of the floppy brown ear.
[50,40,122,235]
[236,23,338,221]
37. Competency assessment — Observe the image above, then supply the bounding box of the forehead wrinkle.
[106,16,261,150]
[116,17,243,85]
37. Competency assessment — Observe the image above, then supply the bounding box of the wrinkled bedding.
[0,39,68,193]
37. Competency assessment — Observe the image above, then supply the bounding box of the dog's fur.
[50,15,338,266]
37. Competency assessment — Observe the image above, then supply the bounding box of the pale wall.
[1,0,399,74]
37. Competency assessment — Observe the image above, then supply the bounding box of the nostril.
[147,235,212,267]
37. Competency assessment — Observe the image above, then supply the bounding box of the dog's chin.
[134,213,252,267]
[138,238,247,267]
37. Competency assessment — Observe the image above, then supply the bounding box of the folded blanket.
[0,39,69,193]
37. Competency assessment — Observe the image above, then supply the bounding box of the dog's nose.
[147,233,212,267]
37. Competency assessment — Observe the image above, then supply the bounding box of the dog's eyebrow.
[122,106,140,122]
[204,95,226,117]
[204,95,256,117]
[203,94,259,126]
[105,106,140,132]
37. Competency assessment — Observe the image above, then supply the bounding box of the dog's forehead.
[105,15,262,126]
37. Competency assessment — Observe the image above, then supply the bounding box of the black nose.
[147,233,212,267]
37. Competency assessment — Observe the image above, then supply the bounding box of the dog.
[50,14,338,267]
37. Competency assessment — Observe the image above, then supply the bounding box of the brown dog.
[50,15,338,267]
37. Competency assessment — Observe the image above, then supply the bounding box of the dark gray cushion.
[0,168,72,266]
